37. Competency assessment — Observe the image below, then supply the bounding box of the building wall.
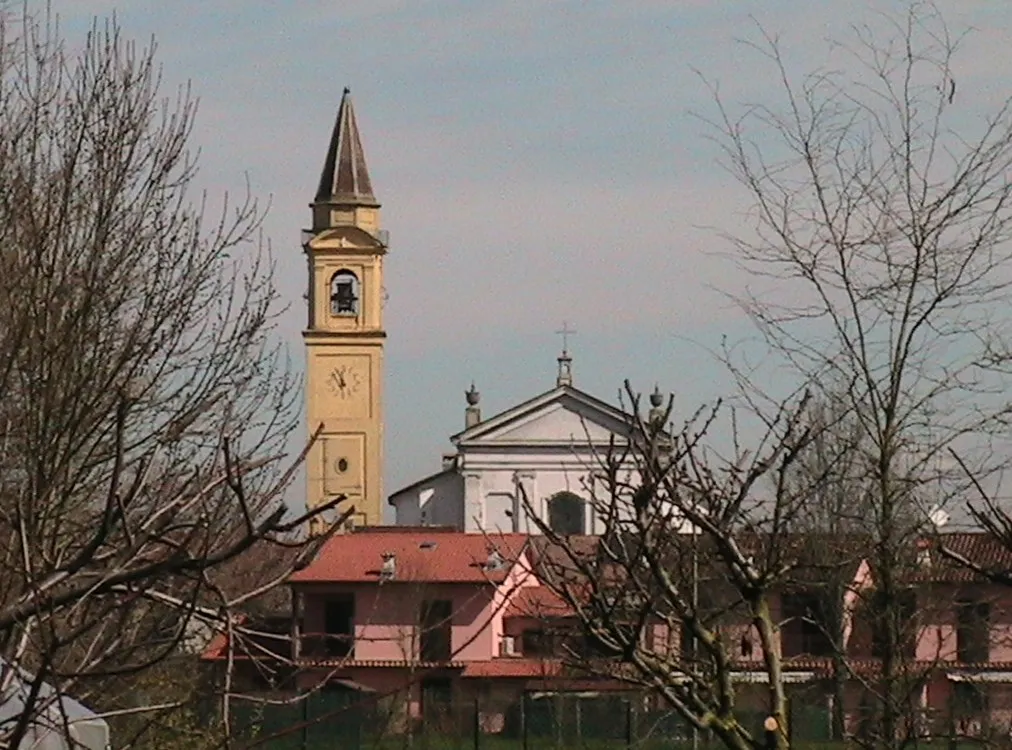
[914,583,1012,663]
[462,454,604,534]
[489,552,539,654]
[394,450,643,535]
[301,582,497,661]
[299,554,537,663]
[389,471,464,528]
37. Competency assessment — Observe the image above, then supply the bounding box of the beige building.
[304,89,388,532]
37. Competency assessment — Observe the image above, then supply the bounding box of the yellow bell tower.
[304,88,386,532]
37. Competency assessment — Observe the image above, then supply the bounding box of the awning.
[947,672,1012,683]
[733,671,816,684]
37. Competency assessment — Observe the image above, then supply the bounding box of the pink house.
[284,527,593,731]
[700,534,1012,740]
[289,527,534,664]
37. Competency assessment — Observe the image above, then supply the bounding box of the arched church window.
[547,491,585,536]
[330,270,359,316]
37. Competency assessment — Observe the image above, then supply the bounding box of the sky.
[46,1,1012,509]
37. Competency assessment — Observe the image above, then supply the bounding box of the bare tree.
[521,385,824,750]
[703,4,1012,747]
[0,8,345,748]
[779,395,875,739]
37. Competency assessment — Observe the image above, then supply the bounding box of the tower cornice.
[302,329,387,341]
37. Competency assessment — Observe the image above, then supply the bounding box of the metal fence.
[224,690,836,750]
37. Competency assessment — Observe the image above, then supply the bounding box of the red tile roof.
[299,659,465,669]
[462,659,565,678]
[289,528,530,584]
[926,532,1012,582]
[201,631,230,661]
[731,658,1012,677]
[505,586,574,619]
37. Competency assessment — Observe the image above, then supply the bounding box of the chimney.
[380,552,396,581]
[465,383,481,429]
[484,548,506,572]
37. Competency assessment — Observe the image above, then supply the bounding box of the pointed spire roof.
[314,88,378,207]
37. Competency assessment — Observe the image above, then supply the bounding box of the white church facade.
[389,351,674,535]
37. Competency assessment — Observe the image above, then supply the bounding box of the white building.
[389,350,673,534]
[0,660,109,750]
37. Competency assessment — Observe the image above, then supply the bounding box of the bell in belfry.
[330,271,359,315]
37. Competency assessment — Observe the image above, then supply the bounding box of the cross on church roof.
[555,321,577,354]
[555,322,576,387]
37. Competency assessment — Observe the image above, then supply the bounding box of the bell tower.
[304,88,387,532]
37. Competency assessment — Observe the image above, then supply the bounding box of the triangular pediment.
[453,387,634,447]
[307,225,384,252]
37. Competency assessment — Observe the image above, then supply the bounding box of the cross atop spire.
[314,88,378,210]
[555,321,576,387]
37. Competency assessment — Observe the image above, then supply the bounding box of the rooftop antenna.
[928,505,950,530]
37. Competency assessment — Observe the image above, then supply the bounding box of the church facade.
[389,351,671,535]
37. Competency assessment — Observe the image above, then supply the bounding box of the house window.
[547,491,585,535]
[521,629,556,657]
[679,622,697,662]
[781,591,834,657]
[330,270,359,316]
[420,600,453,662]
[323,595,355,658]
[581,625,634,660]
[956,599,990,663]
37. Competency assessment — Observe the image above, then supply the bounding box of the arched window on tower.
[330,270,359,316]
[547,491,585,535]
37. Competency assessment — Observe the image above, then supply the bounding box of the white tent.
[0,661,109,749]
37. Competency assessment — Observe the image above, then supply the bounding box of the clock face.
[326,363,363,399]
